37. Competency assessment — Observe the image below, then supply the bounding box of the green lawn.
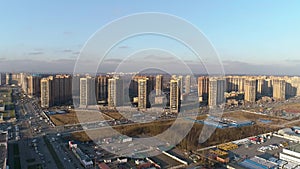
[28,164,43,169]
[26,158,36,163]
[2,110,15,118]
[13,143,21,169]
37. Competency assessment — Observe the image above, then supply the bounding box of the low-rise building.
[279,144,300,164]
[68,141,93,168]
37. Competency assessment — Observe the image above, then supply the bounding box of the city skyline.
[1,1,300,74]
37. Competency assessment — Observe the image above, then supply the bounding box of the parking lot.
[229,135,297,158]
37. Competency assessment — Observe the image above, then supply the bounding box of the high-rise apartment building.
[40,75,72,108]
[273,79,286,100]
[27,75,41,97]
[40,76,54,108]
[178,76,183,100]
[226,76,245,92]
[170,78,180,113]
[198,76,209,103]
[5,73,12,85]
[155,75,163,96]
[244,79,257,103]
[20,73,28,93]
[185,75,191,94]
[79,76,95,107]
[96,75,109,104]
[0,73,6,85]
[290,76,300,96]
[108,77,123,107]
[208,78,225,107]
[138,78,150,110]
[54,75,72,105]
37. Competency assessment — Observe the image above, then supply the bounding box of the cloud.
[143,54,174,61]
[221,60,300,75]
[72,51,80,55]
[62,49,73,53]
[28,51,44,55]
[63,31,73,35]
[285,59,300,63]
[118,45,129,49]
[0,59,76,73]
[33,48,44,51]
[101,58,123,64]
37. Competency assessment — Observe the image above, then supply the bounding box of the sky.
[1,1,300,75]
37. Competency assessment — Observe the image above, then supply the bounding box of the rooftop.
[0,131,7,143]
[287,144,300,153]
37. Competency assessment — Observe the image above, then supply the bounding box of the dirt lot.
[70,114,280,151]
[102,111,125,120]
[50,110,110,126]
[273,102,300,113]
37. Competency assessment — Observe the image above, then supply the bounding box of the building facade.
[244,79,257,103]
[108,77,123,107]
[170,78,180,113]
[155,75,163,96]
[272,79,286,100]
[79,76,95,107]
[208,78,225,107]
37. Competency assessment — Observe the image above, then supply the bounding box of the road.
[7,89,63,169]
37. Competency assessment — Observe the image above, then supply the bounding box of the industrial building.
[239,156,277,169]
[278,127,300,142]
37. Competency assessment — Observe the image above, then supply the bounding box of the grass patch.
[2,110,15,118]
[28,164,43,169]
[26,158,36,163]
[13,143,21,169]
[5,103,15,110]
[43,136,65,169]
[13,143,20,156]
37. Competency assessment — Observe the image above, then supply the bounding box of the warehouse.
[239,156,277,169]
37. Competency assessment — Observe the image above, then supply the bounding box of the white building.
[79,76,95,107]
[208,78,225,107]
[280,144,300,165]
[170,78,180,113]
[108,77,123,107]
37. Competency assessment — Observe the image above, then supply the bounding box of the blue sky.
[1,1,300,74]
